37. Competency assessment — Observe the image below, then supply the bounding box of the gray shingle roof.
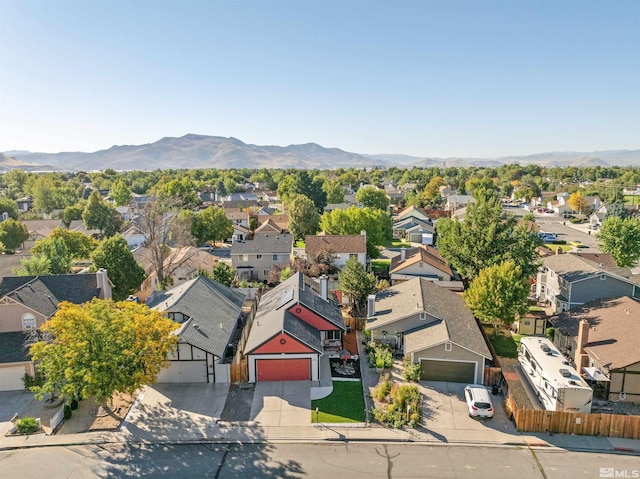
[0,274,103,317]
[369,278,491,358]
[543,253,634,283]
[244,273,340,354]
[231,234,293,254]
[0,332,31,364]
[147,276,246,358]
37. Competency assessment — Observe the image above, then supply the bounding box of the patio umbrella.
[338,349,351,359]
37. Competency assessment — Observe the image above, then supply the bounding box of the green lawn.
[294,240,306,248]
[483,326,522,358]
[371,259,391,272]
[624,195,639,206]
[311,381,366,423]
[381,239,411,248]
[544,243,572,252]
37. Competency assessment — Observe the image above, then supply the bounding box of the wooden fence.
[484,367,502,386]
[504,384,640,439]
[230,359,248,383]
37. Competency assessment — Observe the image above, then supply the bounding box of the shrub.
[373,383,421,428]
[375,356,386,370]
[63,404,72,420]
[545,327,555,341]
[17,417,38,434]
[403,356,421,382]
[22,371,45,390]
[373,373,392,402]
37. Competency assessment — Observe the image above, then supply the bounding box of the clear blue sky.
[1,0,638,158]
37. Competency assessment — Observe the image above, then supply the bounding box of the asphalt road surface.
[1,442,637,479]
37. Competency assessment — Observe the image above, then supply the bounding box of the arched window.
[22,313,37,330]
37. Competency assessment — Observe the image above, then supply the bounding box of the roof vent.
[560,368,572,378]
[540,344,551,353]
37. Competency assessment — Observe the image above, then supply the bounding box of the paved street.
[1,442,638,478]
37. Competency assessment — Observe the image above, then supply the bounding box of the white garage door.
[0,365,27,391]
[157,361,207,383]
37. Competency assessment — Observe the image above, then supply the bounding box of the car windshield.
[475,402,491,409]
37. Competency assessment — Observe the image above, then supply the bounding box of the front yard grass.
[381,239,411,248]
[311,381,366,423]
[544,243,572,252]
[483,326,522,358]
[371,259,391,272]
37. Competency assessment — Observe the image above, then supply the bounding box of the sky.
[0,0,639,158]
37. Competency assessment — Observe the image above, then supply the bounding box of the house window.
[419,312,427,321]
[256,254,262,259]
[263,270,270,277]
[524,320,531,326]
[242,255,249,262]
[326,330,342,340]
[22,313,36,330]
[350,254,358,259]
[600,274,606,280]
[273,254,279,261]
[444,342,452,352]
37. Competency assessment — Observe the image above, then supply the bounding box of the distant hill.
[3,135,639,171]
[5,134,385,171]
[366,150,640,168]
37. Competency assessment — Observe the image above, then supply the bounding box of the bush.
[545,327,555,341]
[373,374,392,402]
[403,356,421,382]
[17,417,38,434]
[373,383,422,428]
[22,371,45,390]
[63,404,72,420]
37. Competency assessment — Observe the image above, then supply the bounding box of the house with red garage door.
[244,273,346,382]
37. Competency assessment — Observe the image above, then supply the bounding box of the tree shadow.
[74,442,304,478]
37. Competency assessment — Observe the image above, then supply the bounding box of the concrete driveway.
[418,381,516,439]
[0,390,33,436]
[250,381,311,426]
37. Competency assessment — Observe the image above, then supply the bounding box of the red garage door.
[256,359,311,381]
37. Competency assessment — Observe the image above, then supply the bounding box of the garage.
[420,359,476,383]
[256,359,310,382]
[157,361,208,383]
[0,365,27,392]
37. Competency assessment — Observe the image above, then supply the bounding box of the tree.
[136,196,196,288]
[32,227,97,260]
[82,191,123,237]
[605,201,629,220]
[463,261,530,334]
[320,206,393,259]
[567,192,587,215]
[0,196,19,220]
[356,186,390,211]
[13,255,52,276]
[192,206,233,246]
[288,194,320,240]
[422,176,446,206]
[211,262,235,287]
[436,192,541,281]
[61,202,86,225]
[0,219,29,252]
[322,179,344,204]
[91,235,146,301]
[277,171,327,211]
[597,216,640,267]
[31,176,57,215]
[338,256,377,316]
[32,236,72,274]
[111,179,133,207]
[29,299,179,405]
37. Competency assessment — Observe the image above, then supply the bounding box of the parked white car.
[464,385,494,418]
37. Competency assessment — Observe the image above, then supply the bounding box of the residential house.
[389,245,462,291]
[550,296,640,402]
[536,253,640,313]
[137,246,219,301]
[256,214,289,234]
[366,278,492,384]
[445,194,475,212]
[305,231,367,271]
[392,217,435,244]
[122,224,147,249]
[0,271,112,391]
[232,233,293,282]
[147,275,248,384]
[588,211,606,226]
[225,209,251,241]
[244,273,345,382]
[395,205,430,223]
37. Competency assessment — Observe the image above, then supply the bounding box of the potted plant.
[375,356,385,373]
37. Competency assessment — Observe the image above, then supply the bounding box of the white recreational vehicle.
[518,336,593,413]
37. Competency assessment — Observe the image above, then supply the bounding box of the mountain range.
[2,134,638,171]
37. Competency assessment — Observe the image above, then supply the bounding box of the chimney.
[575,319,590,371]
[320,275,328,301]
[96,269,112,300]
[367,294,376,317]
[401,248,406,262]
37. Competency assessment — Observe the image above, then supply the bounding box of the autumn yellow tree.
[567,192,587,215]
[30,299,178,406]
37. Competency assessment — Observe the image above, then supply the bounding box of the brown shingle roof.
[305,233,366,255]
[389,245,452,277]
